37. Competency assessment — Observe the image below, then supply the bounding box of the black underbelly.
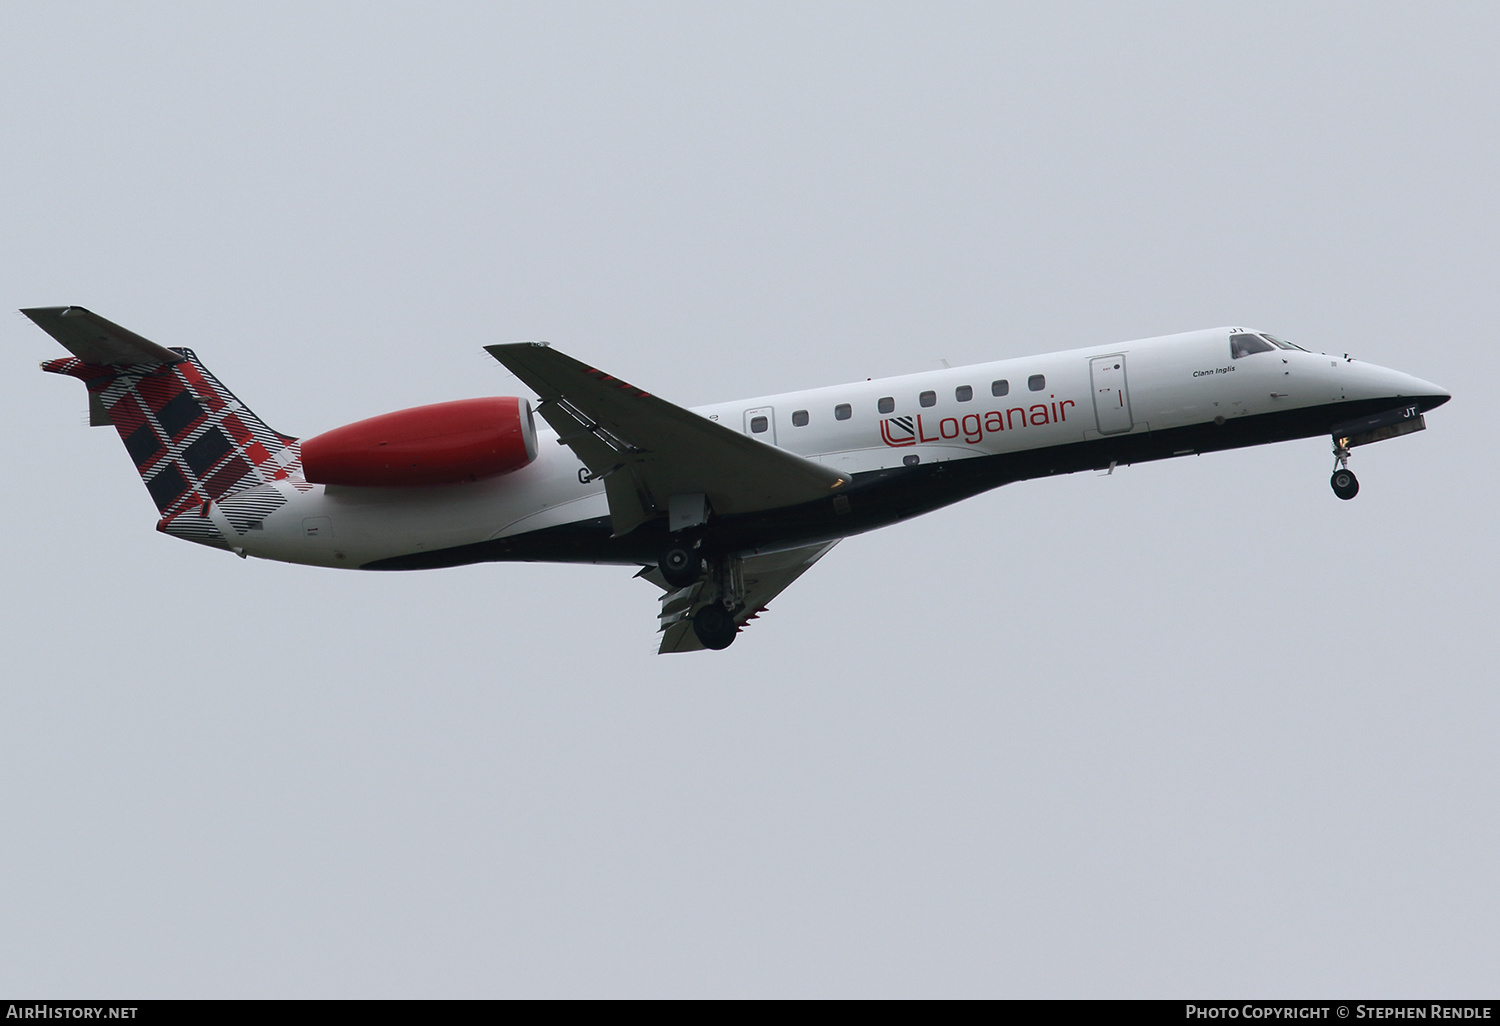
[362,394,1447,571]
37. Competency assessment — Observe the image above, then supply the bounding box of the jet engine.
[301,396,538,487]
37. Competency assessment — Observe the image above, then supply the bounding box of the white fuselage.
[232,327,1447,568]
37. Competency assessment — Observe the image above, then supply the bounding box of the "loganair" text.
[880,397,1078,448]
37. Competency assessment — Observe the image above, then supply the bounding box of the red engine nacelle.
[301,396,538,487]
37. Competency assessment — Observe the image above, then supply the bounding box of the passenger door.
[1090,356,1133,435]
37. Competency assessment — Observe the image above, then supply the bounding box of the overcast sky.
[1,2,1496,998]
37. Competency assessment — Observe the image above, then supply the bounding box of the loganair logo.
[879,397,1078,448]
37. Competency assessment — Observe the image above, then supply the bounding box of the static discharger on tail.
[26,307,1450,653]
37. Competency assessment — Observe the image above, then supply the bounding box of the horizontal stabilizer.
[22,306,181,367]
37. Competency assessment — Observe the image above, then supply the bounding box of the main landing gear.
[1330,440,1359,500]
[656,539,745,649]
[692,603,737,650]
[692,554,746,649]
[658,538,702,588]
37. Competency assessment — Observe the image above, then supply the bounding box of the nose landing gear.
[1330,440,1359,500]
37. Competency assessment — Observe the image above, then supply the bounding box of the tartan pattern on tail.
[42,347,300,547]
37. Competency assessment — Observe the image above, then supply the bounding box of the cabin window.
[835,403,851,421]
[992,379,1009,397]
[749,415,769,433]
[1231,332,1276,359]
[919,390,936,407]
[878,396,895,414]
[956,385,973,402]
[1028,374,1046,391]
[792,409,809,427]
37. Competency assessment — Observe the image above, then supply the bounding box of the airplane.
[24,306,1450,653]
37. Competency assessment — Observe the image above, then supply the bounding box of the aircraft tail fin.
[27,306,301,549]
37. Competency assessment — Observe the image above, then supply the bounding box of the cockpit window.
[1231,332,1276,359]
[1260,333,1307,352]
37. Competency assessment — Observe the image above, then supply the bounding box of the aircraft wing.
[641,540,840,654]
[485,343,848,537]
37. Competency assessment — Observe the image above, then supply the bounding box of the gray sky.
[1,2,1496,997]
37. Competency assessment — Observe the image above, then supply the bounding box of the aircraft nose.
[1408,374,1451,412]
[1339,359,1451,413]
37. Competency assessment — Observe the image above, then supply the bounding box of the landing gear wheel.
[1331,468,1359,500]
[692,603,738,650]
[659,542,702,588]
